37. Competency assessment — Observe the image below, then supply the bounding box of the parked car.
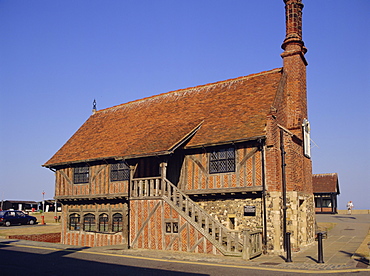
[0,210,37,226]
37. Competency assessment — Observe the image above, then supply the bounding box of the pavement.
[251,214,370,270]
[1,214,369,273]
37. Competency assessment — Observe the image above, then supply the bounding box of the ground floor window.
[165,220,179,234]
[68,210,125,233]
[99,213,109,232]
[112,213,123,232]
[315,196,332,208]
[83,213,96,232]
[69,213,80,231]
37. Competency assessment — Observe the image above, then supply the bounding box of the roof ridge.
[96,68,282,114]
[313,173,338,176]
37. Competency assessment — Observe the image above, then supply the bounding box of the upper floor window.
[69,213,80,231]
[83,213,95,232]
[209,148,235,174]
[110,161,130,182]
[112,213,123,232]
[74,166,89,184]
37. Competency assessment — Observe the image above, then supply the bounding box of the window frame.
[110,161,130,182]
[73,165,90,184]
[209,147,236,174]
[165,219,179,234]
[112,213,123,232]
[69,213,80,231]
[98,213,109,232]
[83,213,96,232]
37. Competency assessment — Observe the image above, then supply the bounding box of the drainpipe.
[259,139,268,253]
[280,129,287,251]
[128,165,136,249]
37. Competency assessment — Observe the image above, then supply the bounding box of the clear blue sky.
[0,0,369,210]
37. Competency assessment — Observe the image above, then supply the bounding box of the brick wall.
[55,165,128,198]
[61,201,128,247]
[182,143,263,193]
[130,199,222,255]
[8,233,61,243]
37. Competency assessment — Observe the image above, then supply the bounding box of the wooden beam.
[185,186,263,195]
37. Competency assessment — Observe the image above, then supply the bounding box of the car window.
[16,212,25,217]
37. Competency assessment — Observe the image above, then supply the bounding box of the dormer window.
[209,148,235,174]
[110,161,130,181]
[73,166,89,184]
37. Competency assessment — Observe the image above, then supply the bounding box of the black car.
[0,210,37,226]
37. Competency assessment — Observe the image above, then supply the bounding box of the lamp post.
[54,199,58,223]
[41,191,45,225]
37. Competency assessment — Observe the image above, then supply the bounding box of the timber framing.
[185,187,263,195]
[56,194,127,202]
[44,0,315,257]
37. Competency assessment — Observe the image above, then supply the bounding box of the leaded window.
[110,161,130,182]
[69,213,80,231]
[165,221,179,234]
[112,213,123,232]
[209,148,235,174]
[83,213,95,232]
[165,222,172,233]
[99,213,109,232]
[74,166,89,184]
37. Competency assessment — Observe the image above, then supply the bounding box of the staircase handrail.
[162,178,236,235]
[130,177,248,255]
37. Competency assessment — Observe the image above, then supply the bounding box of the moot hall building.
[44,0,315,257]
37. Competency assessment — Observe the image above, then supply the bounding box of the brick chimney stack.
[281,0,308,138]
[281,0,307,54]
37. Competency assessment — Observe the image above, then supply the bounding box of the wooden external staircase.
[130,177,262,259]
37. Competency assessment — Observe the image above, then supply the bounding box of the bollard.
[285,232,292,262]
[317,232,324,263]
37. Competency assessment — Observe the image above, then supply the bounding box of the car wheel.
[5,221,11,227]
[29,219,35,225]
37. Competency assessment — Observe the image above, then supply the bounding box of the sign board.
[302,118,311,158]
[244,206,256,216]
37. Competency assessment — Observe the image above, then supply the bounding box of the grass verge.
[355,229,370,258]
[317,222,337,232]
[0,225,61,237]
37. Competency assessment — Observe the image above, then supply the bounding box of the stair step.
[159,178,244,256]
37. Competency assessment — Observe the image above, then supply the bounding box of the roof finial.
[92,99,97,114]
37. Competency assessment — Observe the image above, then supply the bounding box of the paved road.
[254,214,370,268]
[316,214,370,264]
[1,240,369,276]
[0,214,368,275]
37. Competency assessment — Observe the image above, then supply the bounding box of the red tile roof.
[312,173,340,194]
[44,68,283,167]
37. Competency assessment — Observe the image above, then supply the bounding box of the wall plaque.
[244,205,256,216]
